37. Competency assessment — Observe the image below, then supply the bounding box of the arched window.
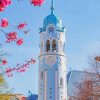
[52,39,56,52]
[60,78,63,86]
[63,43,65,53]
[40,71,43,80]
[46,40,50,52]
[41,42,43,52]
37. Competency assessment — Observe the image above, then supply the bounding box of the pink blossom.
[4,0,12,5]
[0,18,9,28]
[6,32,17,43]
[2,59,7,65]
[16,38,23,45]
[4,58,36,77]
[18,23,27,29]
[31,0,44,6]
[0,1,5,12]
[5,68,13,77]
[0,0,12,12]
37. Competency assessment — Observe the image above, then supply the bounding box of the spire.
[51,0,54,14]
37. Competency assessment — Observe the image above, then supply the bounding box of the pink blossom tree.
[0,0,45,77]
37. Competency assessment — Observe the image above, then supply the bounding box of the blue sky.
[0,0,100,96]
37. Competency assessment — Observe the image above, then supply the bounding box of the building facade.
[38,0,67,100]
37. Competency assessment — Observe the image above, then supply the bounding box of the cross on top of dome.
[51,0,54,15]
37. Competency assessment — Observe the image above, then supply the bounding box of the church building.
[38,0,67,100]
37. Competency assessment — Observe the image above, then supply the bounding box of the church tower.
[38,0,67,100]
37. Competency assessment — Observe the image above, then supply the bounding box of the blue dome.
[43,14,62,30]
[39,0,66,33]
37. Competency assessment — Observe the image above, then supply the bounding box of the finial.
[51,0,54,14]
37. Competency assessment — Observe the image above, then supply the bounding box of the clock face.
[46,55,56,67]
[47,56,54,63]
[48,27,54,34]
